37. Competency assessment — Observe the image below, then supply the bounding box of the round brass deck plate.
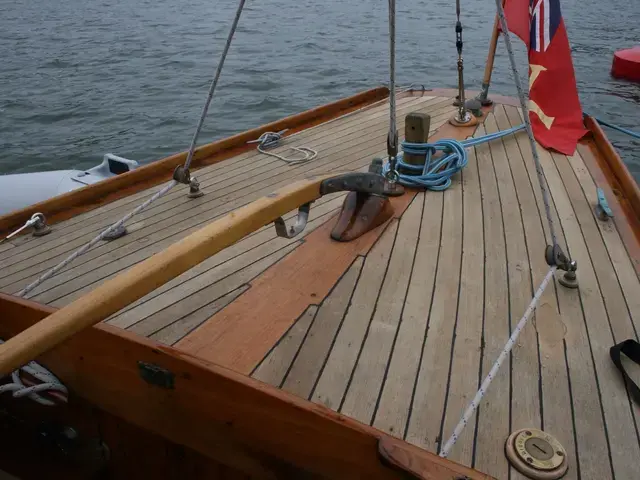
[505,428,568,480]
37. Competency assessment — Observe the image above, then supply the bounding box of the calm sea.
[1,0,639,178]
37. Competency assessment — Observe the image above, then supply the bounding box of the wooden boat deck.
[1,92,640,479]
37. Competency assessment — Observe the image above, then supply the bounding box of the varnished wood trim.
[0,87,390,237]
[584,115,640,219]
[577,138,640,273]
[0,176,334,377]
[0,293,492,480]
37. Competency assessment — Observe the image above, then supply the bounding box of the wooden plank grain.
[339,195,423,425]
[405,158,463,454]
[551,149,640,458]
[1,102,454,294]
[150,285,251,346]
[281,257,364,399]
[497,106,577,479]
[471,123,510,478]
[540,141,639,480]
[175,191,417,374]
[108,193,345,320]
[0,175,335,377]
[485,112,541,480]
[252,306,319,387]
[311,221,399,412]
[0,95,426,255]
[372,192,442,439]
[504,106,612,480]
[438,134,484,466]
[569,149,640,337]
[0,293,492,480]
[128,243,300,337]
[578,140,640,274]
[0,96,442,277]
[54,197,342,310]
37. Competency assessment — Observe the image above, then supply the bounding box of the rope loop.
[249,130,318,165]
[383,124,525,191]
[0,340,68,406]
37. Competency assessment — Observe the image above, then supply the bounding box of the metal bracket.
[319,172,404,197]
[595,187,613,221]
[103,223,127,241]
[173,165,191,184]
[174,166,204,198]
[188,176,205,198]
[138,361,175,389]
[273,173,406,240]
[32,213,52,237]
[275,203,310,239]
[545,245,577,272]
[475,82,494,107]
[545,244,579,289]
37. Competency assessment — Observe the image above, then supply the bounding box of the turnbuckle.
[386,130,400,184]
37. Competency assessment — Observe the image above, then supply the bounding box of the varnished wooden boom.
[0,175,333,377]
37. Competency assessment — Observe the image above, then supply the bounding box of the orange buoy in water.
[611,46,640,82]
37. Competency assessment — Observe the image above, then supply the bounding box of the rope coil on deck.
[0,340,68,406]
[248,130,317,165]
[382,124,524,190]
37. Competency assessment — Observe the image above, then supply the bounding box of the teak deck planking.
[1,91,640,479]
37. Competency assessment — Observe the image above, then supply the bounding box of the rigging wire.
[492,0,559,247]
[386,0,399,183]
[16,0,248,298]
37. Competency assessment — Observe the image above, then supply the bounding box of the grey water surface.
[1,0,639,178]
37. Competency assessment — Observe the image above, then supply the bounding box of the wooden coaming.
[0,293,490,480]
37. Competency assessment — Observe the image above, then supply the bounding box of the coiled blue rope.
[589,115,640,140]
[382,124,525,190]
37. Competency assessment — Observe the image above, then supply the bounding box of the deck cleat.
[321,171,404,242]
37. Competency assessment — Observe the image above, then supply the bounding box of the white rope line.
[439,266,557,458]
[0,339,68,406]
[16,0,249,298]
[248,130,317,165]
[17,180,176,298]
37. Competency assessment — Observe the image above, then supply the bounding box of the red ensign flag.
[502,0,586,155]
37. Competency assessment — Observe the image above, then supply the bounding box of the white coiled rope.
[248,130,317,165]
[0,340,68,406]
